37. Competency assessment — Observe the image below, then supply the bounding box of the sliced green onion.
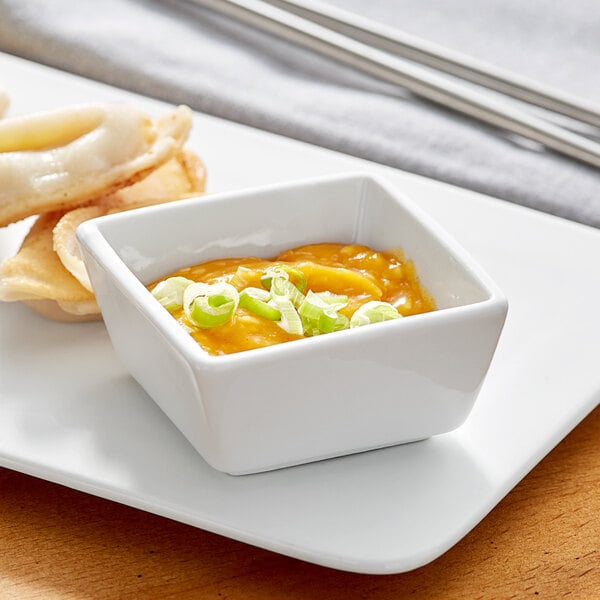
[207,294,232,308]
[260,265,307,293]
[156,264,404,339]
[270,276,306,307]
[298,290,349,335]
[350,300,402,328]
[228,266,254,289]
[151,276,194,312]
[240,286,270,302]
[311,291,348,310]
[269,297,303,335]
[239,287,281,321]
[183,282,239,329]
[333,313,350,331]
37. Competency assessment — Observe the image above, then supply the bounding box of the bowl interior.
[91,174,491,310]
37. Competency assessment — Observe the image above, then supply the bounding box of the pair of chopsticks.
[190,0,600,169]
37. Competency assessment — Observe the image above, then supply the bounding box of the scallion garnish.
[260,265,307,294]
[151,276,194,312]
[298,290,349,335]
[332,313,350,331]
[270,276,306,308]
[239,287,282,321]
[155,263,405,341]
[350,300,402,328]
[183,282,239,329]
[269,296,303,335]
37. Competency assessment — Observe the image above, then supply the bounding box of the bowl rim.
[77,171,508,370]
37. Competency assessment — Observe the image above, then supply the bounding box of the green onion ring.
[350,300,402,328]
[269,296,303,335]
[183,282,239,329]
[151,276,194,312]
[270,276,306,307]
[260,265,307,293]
[239,287,282,321]
[298,290,349,335]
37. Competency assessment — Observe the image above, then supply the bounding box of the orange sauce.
[149,243,436,355]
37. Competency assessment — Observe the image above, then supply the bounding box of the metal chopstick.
[264,0,600,130]
[191,0,600,169]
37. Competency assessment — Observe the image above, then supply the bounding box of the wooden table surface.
[0,406,598,599]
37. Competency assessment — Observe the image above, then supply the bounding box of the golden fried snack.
[0,211,100,321]
[53,205,108,293]
[102,147,206,211]
[0,103,192,227]
[53,149,206,292]
[0,150,206,321]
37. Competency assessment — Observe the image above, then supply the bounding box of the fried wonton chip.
[0,211,100,320]
[53,149,206,292]
[0,103,193,227]
[103,147,206,211]
[52,205,109,293]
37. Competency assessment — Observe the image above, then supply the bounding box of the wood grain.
[0,406,598,599]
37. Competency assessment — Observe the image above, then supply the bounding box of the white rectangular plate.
[1,53,599,575]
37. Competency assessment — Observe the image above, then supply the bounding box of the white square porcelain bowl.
[77,173,508,475]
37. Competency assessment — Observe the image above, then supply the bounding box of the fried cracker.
[0,103,193,227]
[0,211,98,308]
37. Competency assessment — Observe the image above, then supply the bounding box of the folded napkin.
[0,0,599,226]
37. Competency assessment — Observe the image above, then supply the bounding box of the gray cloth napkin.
[0,0,599,226]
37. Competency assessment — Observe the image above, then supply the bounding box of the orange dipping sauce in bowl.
[149,243,436,355]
